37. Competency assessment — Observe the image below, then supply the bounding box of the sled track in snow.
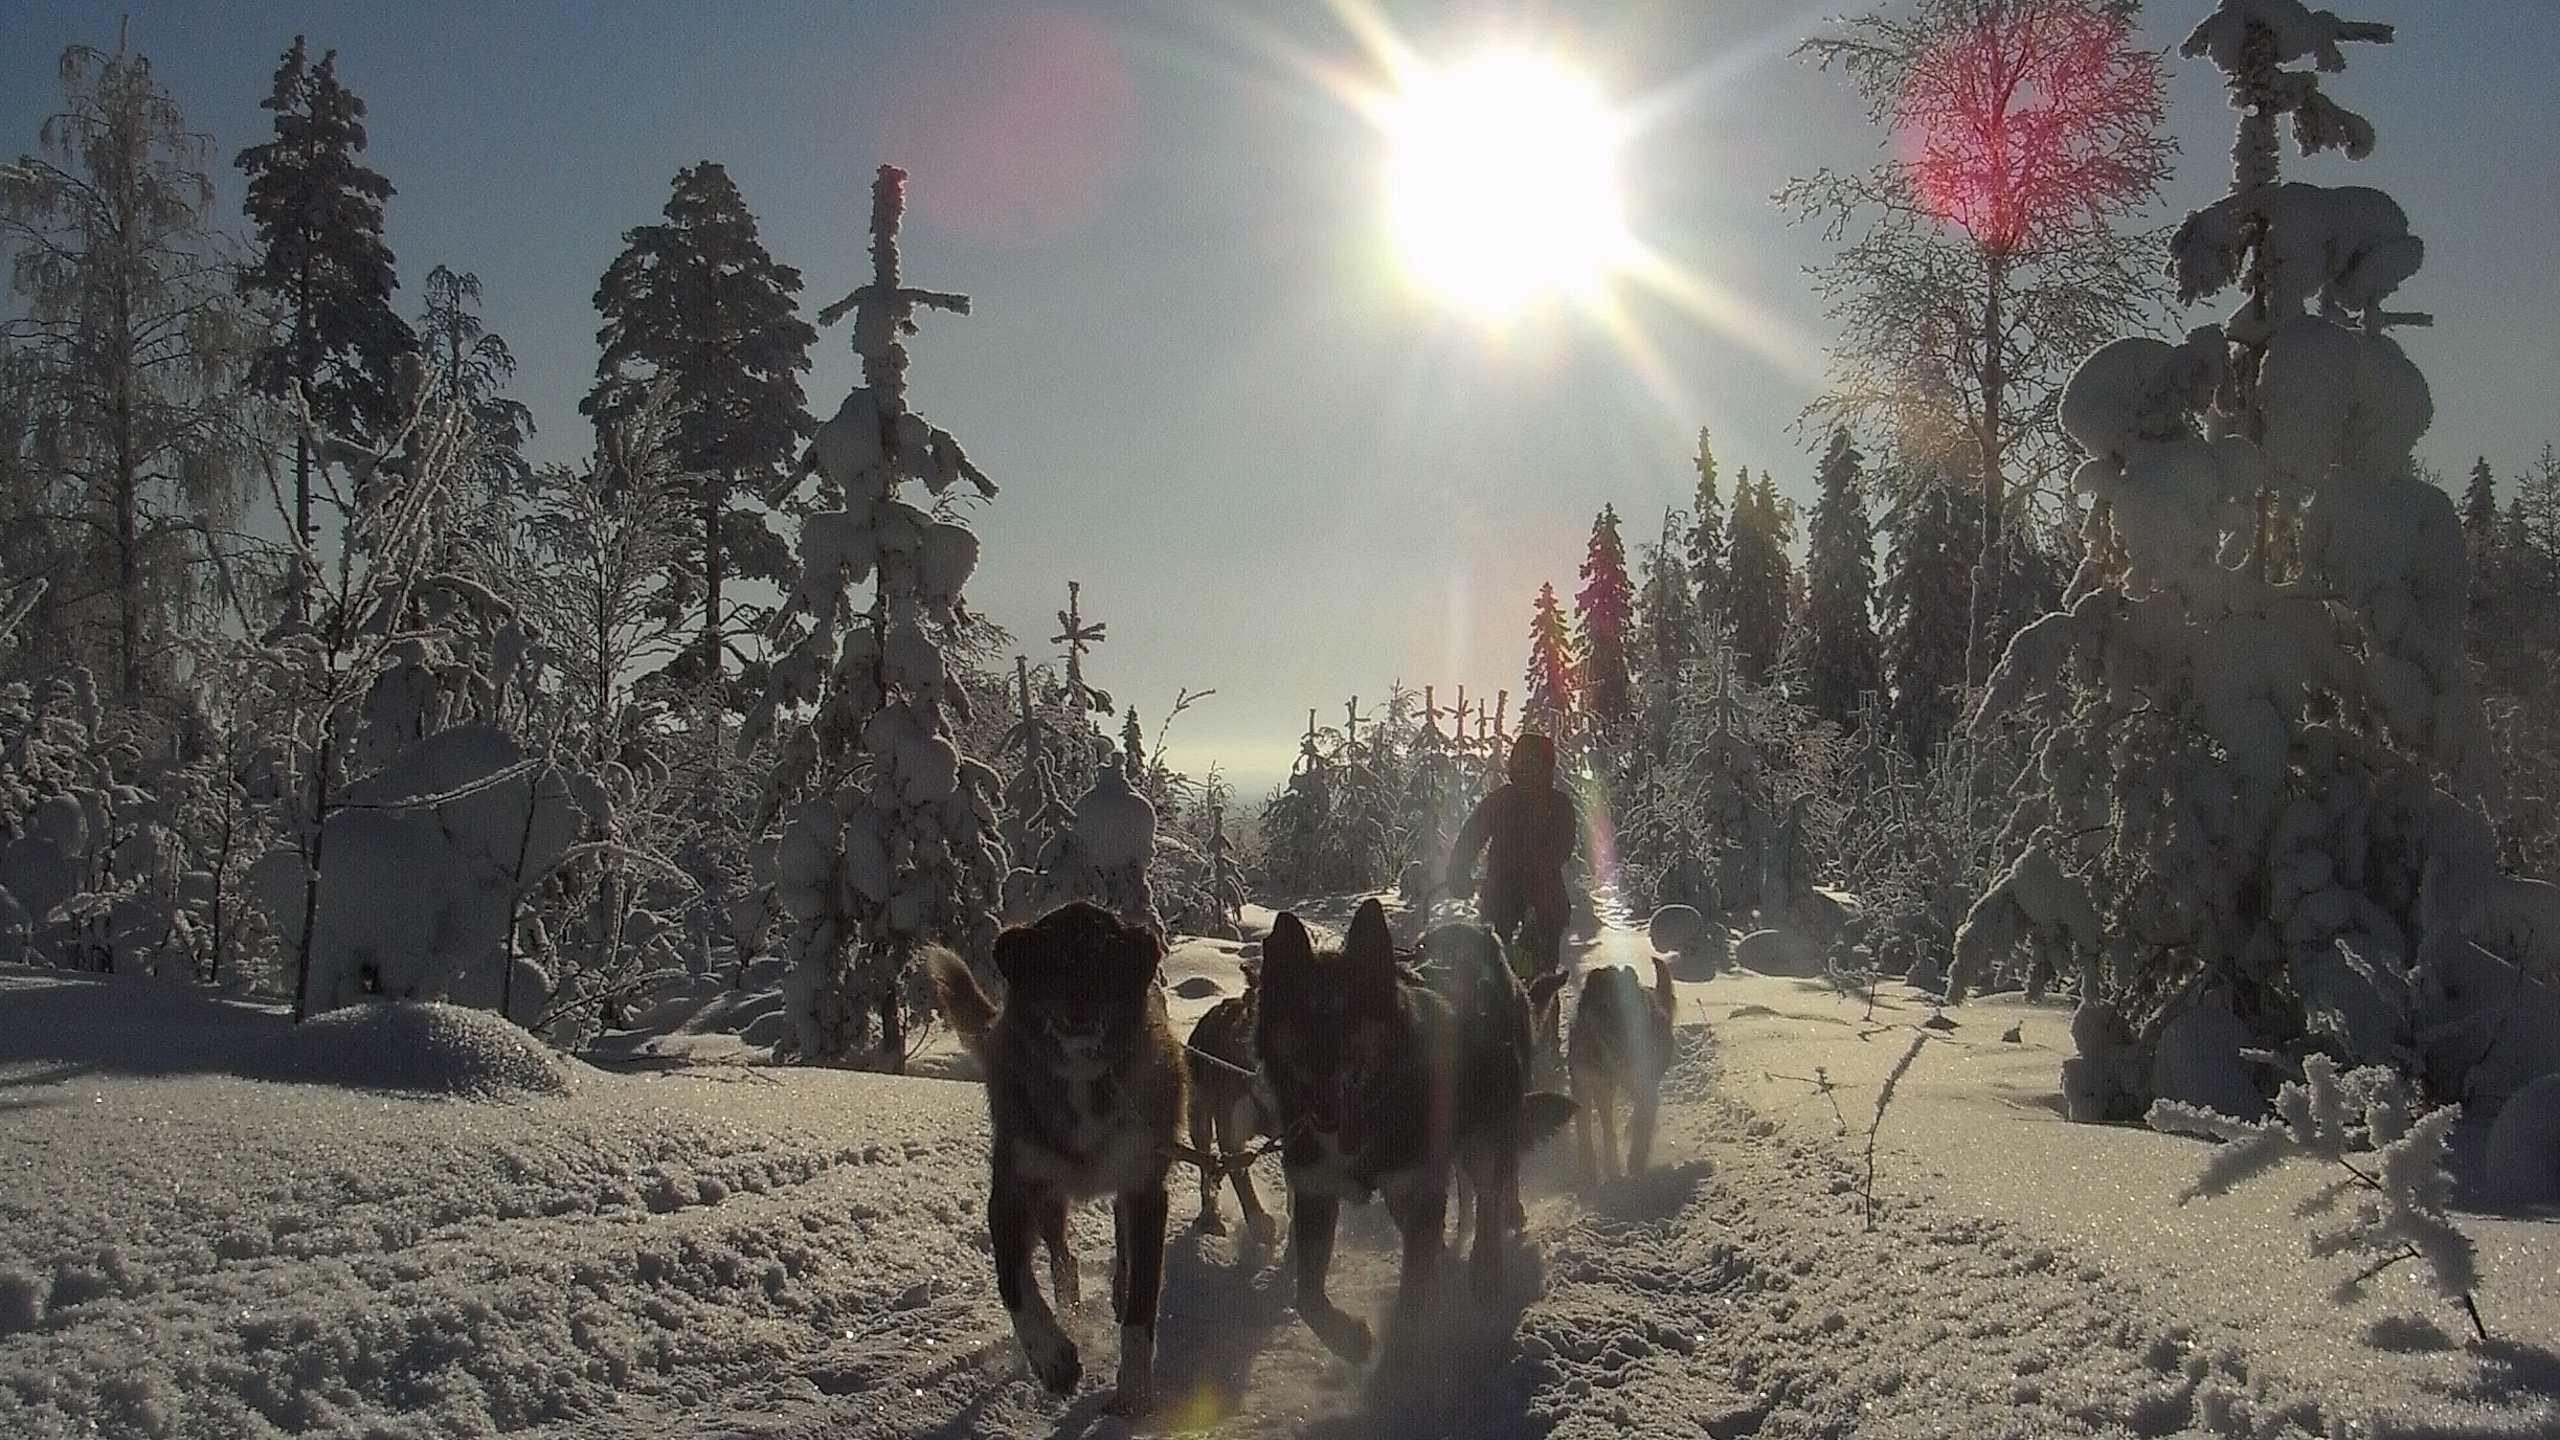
[776,1022,2451,1440]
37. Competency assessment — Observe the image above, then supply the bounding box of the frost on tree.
[1021,755,1162,941]
[1955,2,2560,1116]
[747,165,1005,1070]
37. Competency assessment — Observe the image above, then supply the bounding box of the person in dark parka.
[1444,733,1578,983]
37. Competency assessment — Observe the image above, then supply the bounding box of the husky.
[1255,899,1575,1370]
[1184,961,1281,1244]
[1567,957,1679,1180]
[927,901,1186,1416]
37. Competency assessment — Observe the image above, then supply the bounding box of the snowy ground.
[4,914,2556,1439]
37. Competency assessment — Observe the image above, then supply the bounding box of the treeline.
[0,33,1230,1061]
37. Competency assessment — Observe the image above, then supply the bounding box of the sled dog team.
[926,893,1679,1415]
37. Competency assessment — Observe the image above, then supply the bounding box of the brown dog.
[1567,956,1679,1180]
[927,901,1185,1415]
[1256,900,1574,1371]
[1184,962,1281,1243]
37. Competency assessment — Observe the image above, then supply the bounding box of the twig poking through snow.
[1862,1033,1930,1230]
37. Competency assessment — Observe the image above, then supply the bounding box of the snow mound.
[246,1001,579,1098]
[2486,1074,2560,1207]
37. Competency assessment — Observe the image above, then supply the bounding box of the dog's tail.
[1651,954,1678,1025]
[1524,968,1571,1016]
[924,946,998,1057]
[1520,1090,1578,1147]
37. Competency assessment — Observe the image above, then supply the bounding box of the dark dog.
[1568,956,1679,1180]
[927,901,1186,1415]
[1255,899,1574,1370]
[1184,962,1281,1244]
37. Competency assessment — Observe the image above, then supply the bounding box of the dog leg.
[1039,1195,1078,1309]
[1110,1198,1130,1321]
[1105,1181,1171,1416]
[1573,1082,1598,1182]
[1467,1148,1520,1297]
[1597,1085,1622,1181]
[1289,1191,1373,1363]
[993,1182,1080,1394]
[1380,1181,1449,1373]
[1224,1105,1279,1246]
[1628,1090,1659,1176]
[1192,1095,1225,1234]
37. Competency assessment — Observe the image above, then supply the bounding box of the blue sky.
[5,1,2554,797]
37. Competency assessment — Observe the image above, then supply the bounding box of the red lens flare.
[1894,4,2149,256]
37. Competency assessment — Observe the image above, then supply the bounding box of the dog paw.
[1306,1305,1375,1365]
[1015,1314,1081,1395]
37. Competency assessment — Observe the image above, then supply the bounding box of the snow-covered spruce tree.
[1804,430,1884,728]
[1522,581,1578,745]
[236,35,418,630]
[1257,711,1331,896]
[1956,3,2560,1116]
[1687,428,1727,623]
[1879,476,1977,759]
[1025,755,1161,939]
[1321,694,1395,893]
[1575,505,1637,733]
[995,655,1075,915]
[748,164,1005,1069]
[586,161,815,709]
[1724,469,1793,685]
[1635,508,1698,696]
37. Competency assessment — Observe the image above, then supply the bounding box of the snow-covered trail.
[9,939,2555,1440]
[765,925,2558,1440]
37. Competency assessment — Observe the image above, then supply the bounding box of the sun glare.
[1382,50,1632,319]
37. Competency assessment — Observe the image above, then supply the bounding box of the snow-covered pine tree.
[1120,705,1146,779]
[1636,507,1698,689]
[585,161,816,709]
[748,165,1005,1069]
[1803,429,1883,728]
[1051,579,1112,718]
[1687,428,1727,622]
[1725,468,1791,684]
[2459,457,2497,552]
[237,36,418,630]
[1576,505,1637,732]
[996,656,1075,894]
[1957,3,2557,1112]
[1879,479,1977,759]
[1522,581,1578,745]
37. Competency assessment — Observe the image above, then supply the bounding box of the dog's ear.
[1344,899,1398,1010]
[1346,899,1393,963]
[1263,913,1314,997]
[992,923,1039,990]
[1110,913,1163,996]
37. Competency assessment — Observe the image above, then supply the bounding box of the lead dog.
[927,901,1185,1415]
[1255,899,1574,1370]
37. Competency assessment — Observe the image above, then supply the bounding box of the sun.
[1381,50,1632,318]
